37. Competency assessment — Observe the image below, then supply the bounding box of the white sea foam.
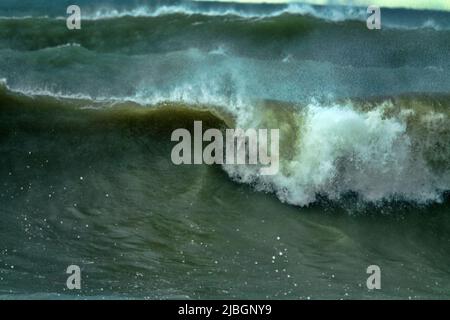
[224,101,449,206]
[61,3,366,22]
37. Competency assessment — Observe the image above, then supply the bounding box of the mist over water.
[0,0,449,299]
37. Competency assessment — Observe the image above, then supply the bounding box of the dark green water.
[1,0,450,299]
[1,90,449,299]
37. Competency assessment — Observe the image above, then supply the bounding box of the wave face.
[0,1,450,207]
[1,80,449,207]
[2,79,450,300]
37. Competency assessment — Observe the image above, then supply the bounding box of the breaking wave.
[1,79,449,207]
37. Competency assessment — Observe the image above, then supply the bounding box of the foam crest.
[75,3,366,22]
[224,101,449,206]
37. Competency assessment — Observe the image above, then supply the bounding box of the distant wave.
[0,3,448,31]
[1,12,449,70]
[0,3,366,22]
[77,4,366,22]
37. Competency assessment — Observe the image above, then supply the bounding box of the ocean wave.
[1,79,449,207]
[1,2,448,31]
[77,3,366,22]
[2,42,450,109]
[1,13,449,71]
[0,3,366,22]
